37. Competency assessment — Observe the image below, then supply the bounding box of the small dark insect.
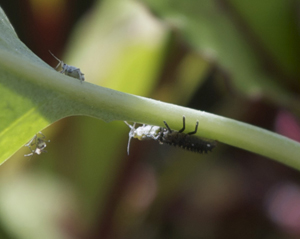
[124,116,216,154]
[49,50,85,82]
[158,116,217,153]
[24,132,50,159]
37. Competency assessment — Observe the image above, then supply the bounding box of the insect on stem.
[49,50,85,82]
[24,132,50,159]
[124,116,217,155]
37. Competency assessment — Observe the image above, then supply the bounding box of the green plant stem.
[1,49,300,168]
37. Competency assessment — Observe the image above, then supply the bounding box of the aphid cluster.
[49,51,85,82]
[124,116,216,155]
[24,132,50,158]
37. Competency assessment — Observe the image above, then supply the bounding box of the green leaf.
[1,5,300,171]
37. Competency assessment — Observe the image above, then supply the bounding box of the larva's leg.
[163,121,172,133]
[178,115,186,133]
[188,120,199,135]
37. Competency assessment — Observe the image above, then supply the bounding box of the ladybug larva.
[124,116,216,155]
[159,116,217,153]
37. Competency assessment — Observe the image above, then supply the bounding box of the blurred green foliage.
[1,0,300,238]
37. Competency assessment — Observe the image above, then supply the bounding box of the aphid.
[124,116,216,155]
[124,121,161,155]
[49,50,85,82]
[24,132,50,158]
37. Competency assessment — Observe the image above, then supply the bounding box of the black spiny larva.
[124,116,216,154]
[158,116,217,153]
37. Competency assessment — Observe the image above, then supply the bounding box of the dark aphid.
[24,132,50,159]
[124,116,216,154]
[158,116,217,153]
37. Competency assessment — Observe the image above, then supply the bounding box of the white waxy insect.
[49,50,85,82]
[24,132,50,158]
[124,121,161,155]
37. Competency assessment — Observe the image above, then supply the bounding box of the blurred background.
[1,0,300,238]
